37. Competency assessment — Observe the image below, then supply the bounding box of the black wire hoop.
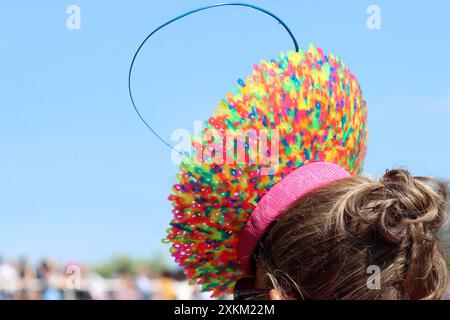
[128,2,299,152]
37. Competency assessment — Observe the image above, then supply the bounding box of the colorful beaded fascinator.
[128,3,368,297]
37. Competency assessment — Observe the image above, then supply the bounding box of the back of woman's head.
[256,169,449,299]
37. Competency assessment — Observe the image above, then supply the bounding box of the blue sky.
[0,0,449,265]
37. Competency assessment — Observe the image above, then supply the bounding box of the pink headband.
[237,161,351,272]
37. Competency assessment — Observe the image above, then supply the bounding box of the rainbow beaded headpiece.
[128,3,368,298]
[166,46,367,296]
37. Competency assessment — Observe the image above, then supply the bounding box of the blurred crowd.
[0,256,221,300]
[1,256,449,300]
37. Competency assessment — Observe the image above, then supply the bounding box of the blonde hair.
[256,169,449,299]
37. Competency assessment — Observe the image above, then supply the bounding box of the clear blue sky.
[1,0,449,265]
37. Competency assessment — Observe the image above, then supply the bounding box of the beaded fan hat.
[164,45,368,297]
[126,1,368,299]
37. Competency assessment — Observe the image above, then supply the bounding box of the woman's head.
[249,169,449,300]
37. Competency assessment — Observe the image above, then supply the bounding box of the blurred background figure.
[135,265,154,300]
[171,269,194,300]
[0,257,19,299]
[112,269,140,300]
[155,271,177,300]
[37,259,64,300]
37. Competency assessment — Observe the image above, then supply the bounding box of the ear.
[269,289,298,300]
[268,289,283,300]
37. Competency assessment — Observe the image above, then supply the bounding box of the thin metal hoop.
[128,2,299,152]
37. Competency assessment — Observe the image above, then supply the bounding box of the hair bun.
[376,169,445,245]
[374,169,449,298]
